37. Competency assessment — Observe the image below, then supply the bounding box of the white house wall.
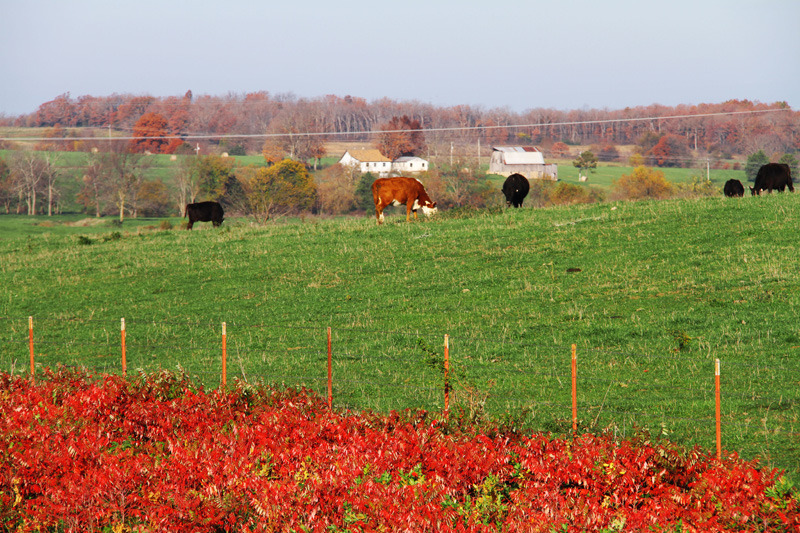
[361,161,391,175]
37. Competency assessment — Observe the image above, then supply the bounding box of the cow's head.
[411,198,438,218]
[750,186,759,196]
[420,201,437,217]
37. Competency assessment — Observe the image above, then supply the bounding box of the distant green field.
[554,162,746,189]
[1,192,798,481]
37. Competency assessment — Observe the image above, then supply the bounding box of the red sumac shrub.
[1,367,797,532]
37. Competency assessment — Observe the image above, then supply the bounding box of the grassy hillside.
[1,193,798,480]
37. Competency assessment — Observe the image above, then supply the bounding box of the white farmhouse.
[392,156,429,174]
[339,149,392,176]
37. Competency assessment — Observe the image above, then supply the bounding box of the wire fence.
[2,315,798,477]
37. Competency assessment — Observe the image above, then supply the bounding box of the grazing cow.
[750,163,794,196]
[371,177,437,225]
[723,179,745,197]
[185,201,224,230]
[502,173,530,207]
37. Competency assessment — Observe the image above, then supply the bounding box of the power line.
[1,108,792,143]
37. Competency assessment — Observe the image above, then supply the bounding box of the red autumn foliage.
[376,115,426,160]
[1,367,797,532]
[128,112,177,154]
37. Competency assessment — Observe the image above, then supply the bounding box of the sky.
[1,0,799,117]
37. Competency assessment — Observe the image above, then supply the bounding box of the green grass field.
[1,192,798,482]
[553,161,745,188]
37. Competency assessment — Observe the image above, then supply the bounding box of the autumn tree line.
[0,91,797,219]
[4,92,797,159]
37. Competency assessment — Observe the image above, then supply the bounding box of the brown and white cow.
[371,177,437,225]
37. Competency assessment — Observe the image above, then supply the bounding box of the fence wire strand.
[3,315,798,475]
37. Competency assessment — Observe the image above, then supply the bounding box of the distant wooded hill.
[1,93,796,161]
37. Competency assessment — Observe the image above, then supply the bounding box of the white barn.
[489,146,558,181]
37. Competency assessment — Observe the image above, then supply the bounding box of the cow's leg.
[187,219,194,230]
[408,198,422,222]
[373,197,384,225]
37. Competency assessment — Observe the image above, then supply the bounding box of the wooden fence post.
[715,358,721,461]
[444,334,450,416]
[327,327,332,410]
[28,316,35,379]
[221,322,227,389]
[571,344,578,434]
[121,318,127,377]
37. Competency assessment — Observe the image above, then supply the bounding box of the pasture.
[1,192,798,482]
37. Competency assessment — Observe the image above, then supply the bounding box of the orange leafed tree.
[129,112,173,154]
[550,142,570,158]
[611,165,674,200]
[376,115,426,160]
[649,134,690,167]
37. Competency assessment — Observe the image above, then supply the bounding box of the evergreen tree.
[745,151,769,182]
[778,153,798,180]
[355,172,377,212]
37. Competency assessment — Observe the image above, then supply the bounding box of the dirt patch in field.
[65,218,107,227]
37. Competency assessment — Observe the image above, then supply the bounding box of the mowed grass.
[1,193,798,481]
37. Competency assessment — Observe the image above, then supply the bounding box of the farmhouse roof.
[344,149,391,163]
[393,156,427,163]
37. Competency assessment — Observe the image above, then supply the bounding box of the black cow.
[185,201,224,230]
[502,174,530,208]
[723,179,744,197]
[750,163,794,196]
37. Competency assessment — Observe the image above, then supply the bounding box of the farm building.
[339,150,429,176]
[392,156,428,174]
[489,146,558,181]
[339,149,392,176]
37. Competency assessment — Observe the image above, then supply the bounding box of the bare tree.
[79,151,110,217]
[0,156,16,214]
[266,100,326,166]
[9,151,47,215]
[40,152,62,216]
[97,144,148,221]
[173,156,202,215]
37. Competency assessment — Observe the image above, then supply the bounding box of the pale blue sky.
[1,0,798,116]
